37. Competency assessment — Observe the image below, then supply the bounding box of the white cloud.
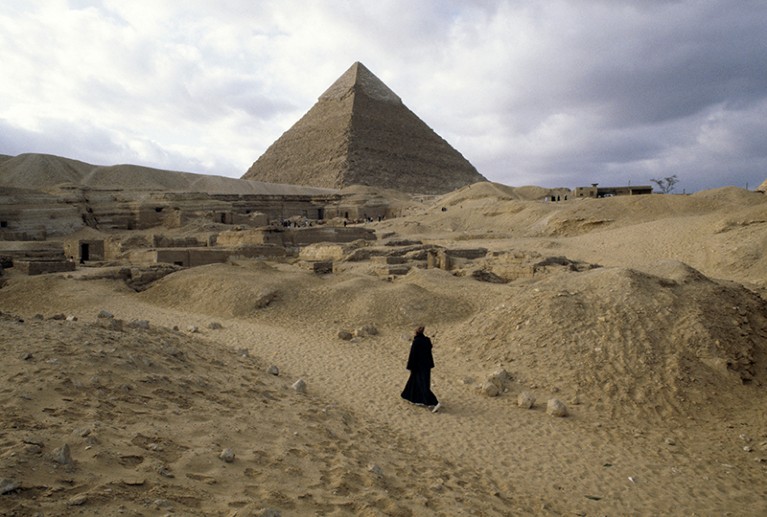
[0,0,765,191]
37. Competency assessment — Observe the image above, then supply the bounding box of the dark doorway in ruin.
[80,243,90,263]
[317,208,324,220]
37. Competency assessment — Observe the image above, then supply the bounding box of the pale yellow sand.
[2,185,767,516]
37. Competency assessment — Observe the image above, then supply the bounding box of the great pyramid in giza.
[242,62,487,194]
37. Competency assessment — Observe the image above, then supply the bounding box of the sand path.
[38,280,764,516]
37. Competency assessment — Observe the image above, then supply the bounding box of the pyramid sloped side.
[757,179,767,192]
[243,95,353,189]
[244,62,487,194]
[340,92,486,194]
[320,62,401,104]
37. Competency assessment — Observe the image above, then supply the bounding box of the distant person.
[401,326,441,412]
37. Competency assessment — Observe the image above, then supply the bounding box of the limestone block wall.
[134,204,168,228]
[232,212,268,227]
[445,248,488,260]
[216,229,269,247]
[0,241,68,260]
[158,249,231,267]
[1,186,345,237]
[0,204,82,239]
[217,226,375,248]
[479,250,543,281]
[299,243,350,261]
[63,239,106,262]
[280,227,376,246]
[131,246,287,267]
[15,259,76,275]
[152,235,205,248]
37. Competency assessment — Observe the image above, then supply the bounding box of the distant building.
[574,184,653,198]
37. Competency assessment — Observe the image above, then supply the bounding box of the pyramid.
[242,62,486,194]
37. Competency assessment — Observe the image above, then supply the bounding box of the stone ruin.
[0,62,493,276]
[0,154,392,275]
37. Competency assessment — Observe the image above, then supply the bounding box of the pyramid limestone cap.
[319,62,402,104]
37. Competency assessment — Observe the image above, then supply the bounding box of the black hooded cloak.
[401,332,439,406]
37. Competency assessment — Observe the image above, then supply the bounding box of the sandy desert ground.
[2,182,767,516]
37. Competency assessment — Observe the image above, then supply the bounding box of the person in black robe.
[401,326,441,412]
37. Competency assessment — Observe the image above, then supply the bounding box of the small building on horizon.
[574,184,653,198]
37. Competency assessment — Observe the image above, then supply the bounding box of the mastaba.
[242,62,487,194]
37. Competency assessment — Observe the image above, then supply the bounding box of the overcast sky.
[1,1,766,192]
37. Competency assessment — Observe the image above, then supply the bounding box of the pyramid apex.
[319,62,401,104]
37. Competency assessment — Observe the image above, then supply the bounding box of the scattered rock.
[480,381,500,397]
[255,509,281,517]
[23,437,44,447]
[517,391,536,409]
[489,368,512,385]
[338,330,353,341]
[354,324,378,337]
[50,313,66,321]
[546,398,569,417]
[0,479,20,495]
[470,268,507,283]
[480,368,512,396]
[219,448,236,463]
[65,315,78,322]
[368,464,383,477]
[67,494,88,506]
[97,318,124,332]
[292,379,307,394]
[161,343,186,360]
[266,365,279,376]
[208,322,223,330]
[53,443,73,465]
[187,325,199,333]
[128,319,150,330]
[253,289,277,309]
[24,443,42,454]
[153,498,174,509]
[97,309,113,319]
[158,466,175,478]
[73,427,91,438]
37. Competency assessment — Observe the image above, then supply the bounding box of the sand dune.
[0,153,337,196]
[2,168,767,515]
